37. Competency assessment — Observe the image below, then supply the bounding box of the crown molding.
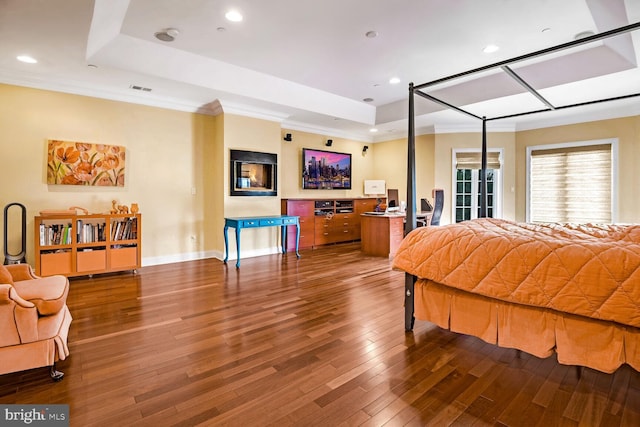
[0,71,217,114]
[216,99,290,122]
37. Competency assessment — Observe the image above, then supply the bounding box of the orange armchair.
[0,263,72,381]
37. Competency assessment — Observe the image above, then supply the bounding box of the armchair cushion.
[0,265,14,285]
[5,263,37,282]
[13,276,69,316]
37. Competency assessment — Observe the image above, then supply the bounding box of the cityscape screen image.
[302,148,352,189]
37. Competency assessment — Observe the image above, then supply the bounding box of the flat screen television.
[302,148,352,190]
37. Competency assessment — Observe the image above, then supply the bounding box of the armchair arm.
[0,285,38,343]
[5,264,38,282]
[0,284,35,309]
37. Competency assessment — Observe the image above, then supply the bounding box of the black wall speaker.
[326,139,333,146]
[284,133,292,142]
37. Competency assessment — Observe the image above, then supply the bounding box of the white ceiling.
[1,0,639,142]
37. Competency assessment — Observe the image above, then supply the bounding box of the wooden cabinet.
[281,200,315,250]
[282,198,382,250]
[361,214,405,257]
[34,213,141,277]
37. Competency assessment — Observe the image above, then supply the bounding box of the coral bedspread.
[393,218,640,329]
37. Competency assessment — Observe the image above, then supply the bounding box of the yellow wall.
[372,134,436,210]
[0,84,218,265]
[280,130,374,198]
[222,114,282,258]
[3,82,639,268]
[515,116,640,223]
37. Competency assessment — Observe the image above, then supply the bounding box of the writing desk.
[223,215,300,268]
[360,211,433,257]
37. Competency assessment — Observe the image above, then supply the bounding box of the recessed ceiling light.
[365,30,378,38]
[17,55,37,64]
[155,28,179,42]
[483,44,500,53]
[225,10,243,22]
[370,128,378,133]
[389,77,401,85]
[363,97,374,102]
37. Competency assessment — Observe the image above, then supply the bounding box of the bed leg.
[404,273,416,331]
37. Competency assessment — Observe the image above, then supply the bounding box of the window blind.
[530,144,611,223]
[455,151,501,170]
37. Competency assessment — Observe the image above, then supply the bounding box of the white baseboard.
[141,246,282,267]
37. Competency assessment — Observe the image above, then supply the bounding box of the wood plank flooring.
[1,243,639,426]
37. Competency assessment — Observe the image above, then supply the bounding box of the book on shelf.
[39,223,72,246]
[76,221,106,243]
[111,217,137,241]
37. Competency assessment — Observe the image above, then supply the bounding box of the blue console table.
[223,215,300,268]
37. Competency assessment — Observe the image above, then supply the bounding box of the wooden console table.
[223,215,300,268]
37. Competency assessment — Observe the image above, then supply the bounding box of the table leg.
[223,225,229,264]
[235,228,241,268]
[281,225,286,254]
[295,223,300,258]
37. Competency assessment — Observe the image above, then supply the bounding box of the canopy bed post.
[406,82,417,234]
[405,82,417,331]
[479,117,488,218]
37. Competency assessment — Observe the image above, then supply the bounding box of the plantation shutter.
[530,144,612,223]
[455,151,501,170]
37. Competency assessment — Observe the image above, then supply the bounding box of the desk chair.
[430,188,444,226]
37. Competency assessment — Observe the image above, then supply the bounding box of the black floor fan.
[4,202,27,265]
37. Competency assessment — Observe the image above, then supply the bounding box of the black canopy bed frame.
[404,21,640,332]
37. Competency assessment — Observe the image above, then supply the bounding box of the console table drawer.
[259,218,283,226]
[239,219,261,227]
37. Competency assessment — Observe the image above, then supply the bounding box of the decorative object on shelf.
[110,200,118,214]
[130,203,139,214]
[46,140,126,186]
[117,205,129,214]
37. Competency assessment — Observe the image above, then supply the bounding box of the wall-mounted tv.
[302,148,352,190]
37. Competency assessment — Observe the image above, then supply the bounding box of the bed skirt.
[415,279,640,374]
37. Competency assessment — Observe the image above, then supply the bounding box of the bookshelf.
[34,213,141,277]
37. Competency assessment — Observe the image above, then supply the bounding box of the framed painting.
[47,140,126,186]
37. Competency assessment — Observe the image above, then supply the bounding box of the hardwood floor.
[2,242,640,426]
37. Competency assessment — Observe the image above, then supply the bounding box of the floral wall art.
[47,140,126,186]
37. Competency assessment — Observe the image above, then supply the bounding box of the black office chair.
[430,188,444,226]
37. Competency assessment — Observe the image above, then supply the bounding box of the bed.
[397,22,640,374]
[392,218,640,373]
